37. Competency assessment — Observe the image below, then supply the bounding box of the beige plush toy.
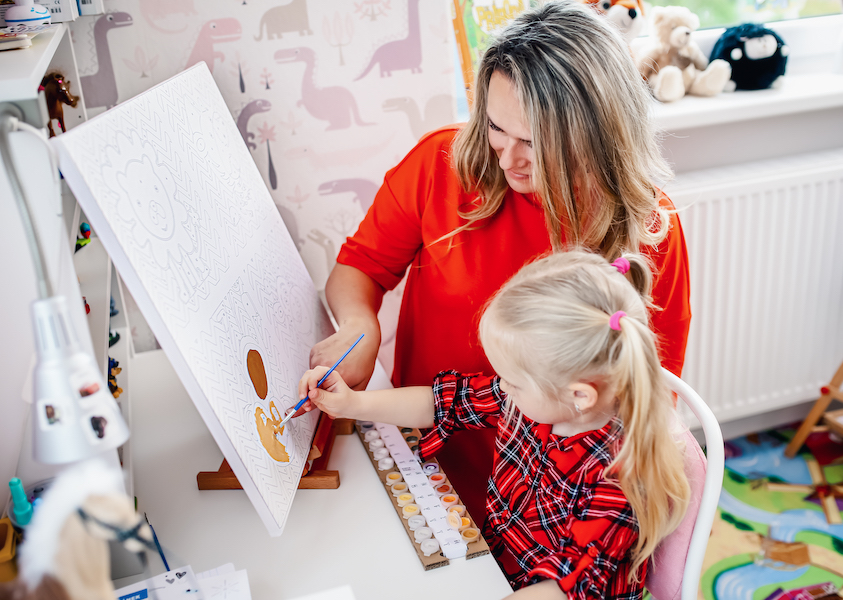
[636,5,732,102]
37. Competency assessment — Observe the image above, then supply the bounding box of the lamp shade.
[30,296,129,464]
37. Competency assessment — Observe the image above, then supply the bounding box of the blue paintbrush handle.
[280,333,365,426]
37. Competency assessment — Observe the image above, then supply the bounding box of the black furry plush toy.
[710,23,789,91]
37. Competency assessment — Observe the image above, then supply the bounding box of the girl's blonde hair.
[479,250,690,578]
[451,0,672,258]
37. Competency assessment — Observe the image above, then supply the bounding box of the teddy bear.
[635,5,732,102]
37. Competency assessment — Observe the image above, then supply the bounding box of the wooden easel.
[197,414,356,490]
[784,360,843,459]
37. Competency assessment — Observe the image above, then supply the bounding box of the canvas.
[51,64,333,536]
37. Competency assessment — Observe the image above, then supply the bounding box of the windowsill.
[652,71,843,131]
[632,13,843,132]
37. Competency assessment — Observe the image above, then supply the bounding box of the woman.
[309,0,691,524]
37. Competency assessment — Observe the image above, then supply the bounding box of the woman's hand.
[309,318,381,390]
[297,366,361,420]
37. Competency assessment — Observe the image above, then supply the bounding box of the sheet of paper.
[197,569,251,600]
[53,64,334,536]
[114,565,202,600]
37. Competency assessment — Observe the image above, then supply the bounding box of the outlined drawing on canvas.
[52,64,333,536]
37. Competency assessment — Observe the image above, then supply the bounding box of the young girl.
[298,250,690,599]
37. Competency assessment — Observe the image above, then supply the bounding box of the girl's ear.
[568,382,599,411]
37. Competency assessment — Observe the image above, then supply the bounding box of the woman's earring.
[574,404,581,414]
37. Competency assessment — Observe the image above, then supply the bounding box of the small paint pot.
[420,538,440,557]
[428,473,447,487]
[461,528,481,544]
[377,457,395,471]
[404,435,419,443]
[390,482,409,496]
[368,439,385,451]
[407,515,426,531]
[409,445,419,453]
[447,511,461,531]
[435,484,453,496]
[397,493,414,507]
[448,504,466,517]
[422,462,440,475]
[372,448,390,460]
[359,421,374,430]
[414,526,433,542]
[441,494,459,509]
[364,430,380,442]
[402,504,420,519]
[385,472,403,485]
[459,517,471,532]
[400,427,414,434]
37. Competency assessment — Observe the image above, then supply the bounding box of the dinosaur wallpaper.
[67,0,457,372]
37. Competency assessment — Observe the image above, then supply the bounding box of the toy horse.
[39,72,79,138]
[0,461,153,600]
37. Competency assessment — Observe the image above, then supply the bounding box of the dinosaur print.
[139,0,196,34]
[284,136,393,169]
[186,18,242,73]
[382,94,453,140]
[237,99,272,150]
[254,0,312,41]
[307,229,336,274]
[355,0,422,80]
[275,47,374,131]
[318,179,378,213]
[80,12,134,110]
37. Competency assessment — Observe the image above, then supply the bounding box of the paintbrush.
[277,333,365,428]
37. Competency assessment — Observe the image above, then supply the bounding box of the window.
[646,0,842,30]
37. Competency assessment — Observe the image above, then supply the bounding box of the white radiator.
[667,148,843,426]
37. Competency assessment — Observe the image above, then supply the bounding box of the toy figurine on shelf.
[74,223,91,253]
[108,357,121,377]
[108,328,120,348]
[82,296,90,315]
[39,72,79,137]
[109,296,119,317]
[107,375,122,399]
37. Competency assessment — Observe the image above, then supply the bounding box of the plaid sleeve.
[418,370,504,461]
[528,481,644,600]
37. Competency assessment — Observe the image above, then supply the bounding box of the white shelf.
[0,24,66,102]
[74,237,112,377]
[653,72,843,131]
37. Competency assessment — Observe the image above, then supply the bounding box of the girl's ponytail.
[608,312,690,577]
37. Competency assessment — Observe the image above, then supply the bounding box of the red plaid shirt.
[419,371,645,599]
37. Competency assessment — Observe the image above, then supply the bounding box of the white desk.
[115,350,512,600]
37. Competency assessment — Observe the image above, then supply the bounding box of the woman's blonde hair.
[452,0,672,259]
[478,249,690,578]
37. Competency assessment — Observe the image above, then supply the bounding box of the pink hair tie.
[609,311,626,331]
[611,257,630,274]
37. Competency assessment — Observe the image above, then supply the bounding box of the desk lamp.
[0,106,129,464]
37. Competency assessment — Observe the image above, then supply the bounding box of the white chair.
[646,368,725,600]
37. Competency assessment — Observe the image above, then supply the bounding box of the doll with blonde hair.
[299,250,690,599]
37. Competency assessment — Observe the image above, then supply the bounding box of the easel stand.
[784,360,843,459]
[196,414,355,490]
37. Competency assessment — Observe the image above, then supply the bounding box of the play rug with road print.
[697,427,843,600]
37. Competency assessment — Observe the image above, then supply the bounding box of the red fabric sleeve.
[418,371,504,461]
[335,129,450,292]
[646,197,692,378]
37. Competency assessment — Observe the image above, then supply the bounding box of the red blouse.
[336,125,691,522]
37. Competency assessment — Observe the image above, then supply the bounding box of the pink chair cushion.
[645,426,708,600]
